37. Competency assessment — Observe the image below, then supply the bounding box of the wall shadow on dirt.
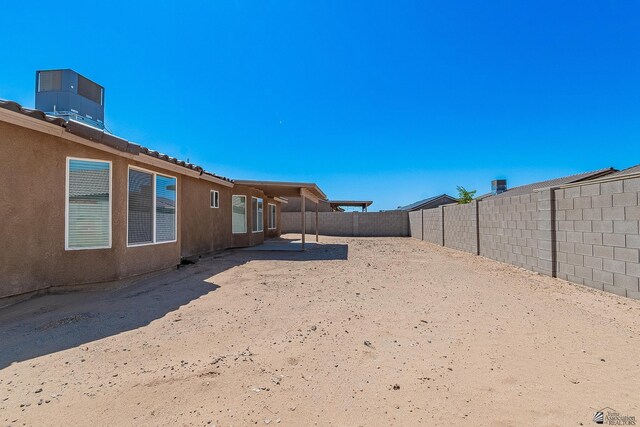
[0,241,348,369]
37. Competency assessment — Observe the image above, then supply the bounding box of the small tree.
[456,186,476,204]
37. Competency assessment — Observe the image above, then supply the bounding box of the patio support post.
[315,202,319,242]
[300,191,306,251]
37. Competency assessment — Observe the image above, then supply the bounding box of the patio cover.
[234,180,328,250]
[328,200,373,212]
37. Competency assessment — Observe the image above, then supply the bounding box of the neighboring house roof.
[68,169,110,198]
[607,164,640,178]
[480,168,617,200]
[0,99,233,185]
[397,194,458,211]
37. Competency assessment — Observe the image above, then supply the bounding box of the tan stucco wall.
[281,197,330,212]
[0,121,182,299]
[265,197,282,239]
[179,177,234,257]
[0,118,285,300]
[179,181,283,258]
[230,185,267,249]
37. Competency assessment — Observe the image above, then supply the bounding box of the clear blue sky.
[1,1,639,210]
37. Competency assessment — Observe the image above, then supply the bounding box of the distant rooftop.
[397,194,458,211]
[607,164,640,178]
[480,168,616,199]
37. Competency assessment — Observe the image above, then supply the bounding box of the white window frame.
[127,165,178,247]
[252,197,264,233]
[65,157,113,251]
[268,203,277,230]
[210,190,219,208]
[232,195,247,234]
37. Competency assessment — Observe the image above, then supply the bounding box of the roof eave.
[0,100,234,186]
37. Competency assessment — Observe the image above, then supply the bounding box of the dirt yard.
[1,235,639,426]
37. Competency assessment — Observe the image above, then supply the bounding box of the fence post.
[440,205,445,246]
[353,212,359,237]
[475,200,480,255]
[536,188,556,278]
[550,188,557,278]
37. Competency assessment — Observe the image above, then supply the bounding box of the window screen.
[268,204,277,229]
[210,190,219,208]
[67,159,111,249]
[232,195,246,233]
[38,70,62,92]
[156,175,176,242]
[78,74,104,105]
[252,198,264,232]
[128,169,154,245]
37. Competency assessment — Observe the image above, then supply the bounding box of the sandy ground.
[1,235,639,426]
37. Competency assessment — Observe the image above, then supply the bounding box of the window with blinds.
[268,204,277,229]
[156,175,176,242]
[128,169,153,245]
[66,158,111,250]
[210,190,219,208]
[232,195,246,234]
[128,167,177,246]
[252,197,264,232]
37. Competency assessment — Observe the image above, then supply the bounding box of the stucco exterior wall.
[281,197,331,212]
[179,181,278,257]
[229,185,267,249]
[265,198,282,239]
[0,120,181,299]
[179,177,234,258]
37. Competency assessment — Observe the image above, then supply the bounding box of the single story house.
[0,100,326,302]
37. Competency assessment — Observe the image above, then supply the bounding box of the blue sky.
[1,1,639,210]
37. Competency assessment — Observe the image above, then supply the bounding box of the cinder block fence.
[409,174,640,299]
[281,211,410,237]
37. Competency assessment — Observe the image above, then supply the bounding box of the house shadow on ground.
[0,240,348,369]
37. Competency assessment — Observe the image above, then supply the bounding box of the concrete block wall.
[553,177,640,298]
[408,207,445,245]
[478,191,553,275]
[533,189,555,276]
[423,207,444,245]
[282,211,409,237]
[409,211,422,239]
[443,202,478,254]
[356,211,409,236]
[282,212,354,236]
[479,193,537,269]
[408,175,640,299]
